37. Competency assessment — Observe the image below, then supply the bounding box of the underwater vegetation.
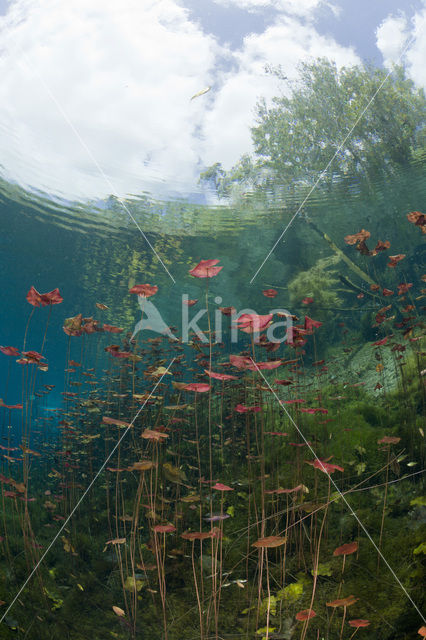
[288,256,342,315]
[0,212,425,640]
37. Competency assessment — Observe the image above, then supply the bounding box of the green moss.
[288,255,342,313]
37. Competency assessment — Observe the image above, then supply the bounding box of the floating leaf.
[349,619,370,628]
[105,538,126,545]
[128,460,155,472]
[296,609,316,621]
[180,493,200,503]
[252,536,287,548]
[333,542,358,556]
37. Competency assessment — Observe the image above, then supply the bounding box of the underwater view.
[0,1,425,638]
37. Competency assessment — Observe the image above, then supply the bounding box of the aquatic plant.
[0,211,424,640]
[288,255,342,313]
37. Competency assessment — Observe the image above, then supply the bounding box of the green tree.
[201,59,425,196]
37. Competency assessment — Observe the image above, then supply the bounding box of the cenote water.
[0,6,425,639]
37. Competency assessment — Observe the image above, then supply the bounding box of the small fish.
[190,86,211,100]
[204,513,230,522]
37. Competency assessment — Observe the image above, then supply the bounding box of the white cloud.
[405,6,426,87]
[376,5,426,88]
[202,17,360,171]
[0,0,219,199]
[0,0,359,201]
[376,14,408,67]
[211,0,339,18]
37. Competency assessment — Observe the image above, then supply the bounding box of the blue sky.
[0,0,424,200]
[183,0,423,61]
[315,0,424,62]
